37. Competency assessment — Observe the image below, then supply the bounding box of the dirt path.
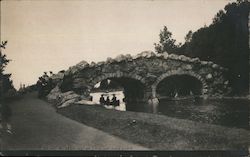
[0,92,147,150]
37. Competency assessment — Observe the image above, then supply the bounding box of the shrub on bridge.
[37,72,57,98]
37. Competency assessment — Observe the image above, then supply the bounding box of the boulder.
[47,86,62,104]
[202,88,208,94]
[63,69,71,76]
[97,61,105,66]
[138,51,155,58]
[162,53,169,59]
[191,57,200,63]
[206,73,213,80]
[155,53,163,57]
[89,61,96,67]
[76,60,89,68]
[56,91,82,108]
[132,54,140,59]
[124,54,133,61]
[185,64,192,70]
[106,57,114,63]
[51,72,64,80]
[168,54,179,60]
[58,98,77,108]
[207,61,213,66]
[80,94,93,100]
[201,61,208,65]
[65,60,89,75]
[114,54,126,62]
[75,99,96,105]
[178,55,190,62]
[60,91,81,104]
[178,55,185,60]
[146,52,156,58]
[65,66,78,75]
[212,64,219,69]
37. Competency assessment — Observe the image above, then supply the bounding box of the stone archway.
[151,70,208,98]
[89,72,147,101]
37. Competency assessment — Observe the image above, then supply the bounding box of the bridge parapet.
[63,51,227,77]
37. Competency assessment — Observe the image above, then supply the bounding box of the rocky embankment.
[46,85,83,108]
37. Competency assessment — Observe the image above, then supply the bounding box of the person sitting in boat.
[111,94,116,106]
[111,94,120,106]
[116,100,120,107]
[105,96,111,106]
[99,94,105,105]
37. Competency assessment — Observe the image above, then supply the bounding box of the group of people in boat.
[99,94,120,106]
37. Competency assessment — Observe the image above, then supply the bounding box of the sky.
[1,0,234,89]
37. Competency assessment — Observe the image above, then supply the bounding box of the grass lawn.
[58,104,250,150]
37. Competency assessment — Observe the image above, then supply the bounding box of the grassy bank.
[58,104,249,150]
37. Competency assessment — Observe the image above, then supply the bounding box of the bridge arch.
[151,70,208,98]
[65,52,230,101]
[88,72,147,101]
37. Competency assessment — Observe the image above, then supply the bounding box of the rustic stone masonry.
[47,51,231,107]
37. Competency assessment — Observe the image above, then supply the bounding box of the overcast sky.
[1,0,233,89]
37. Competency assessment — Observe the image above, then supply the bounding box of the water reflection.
[90,91,249,130]
[157,98,249,130]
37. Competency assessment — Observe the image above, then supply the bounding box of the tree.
[179,0,249,95]
[212,10,226,24]
[0,41,10,74]
[0,41,15,100]
[154,26,179,54]
[184,30,193,43]
[154,0,249,95]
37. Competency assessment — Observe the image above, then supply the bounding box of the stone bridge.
[58,51,231,102]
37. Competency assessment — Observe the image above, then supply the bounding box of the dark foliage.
[37,72,56,98]
[155,1,249,95]
[0,41,16,100]
[154,26,181,54]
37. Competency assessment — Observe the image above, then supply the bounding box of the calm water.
[90,91,250,130]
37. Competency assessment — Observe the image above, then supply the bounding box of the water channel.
[90,91,249,130]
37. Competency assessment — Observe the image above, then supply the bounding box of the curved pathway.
[0,92,147,150]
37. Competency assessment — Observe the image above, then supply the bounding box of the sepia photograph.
[0,0,249,156]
